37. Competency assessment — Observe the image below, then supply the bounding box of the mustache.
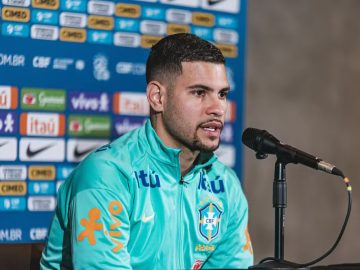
[198,119,224,129]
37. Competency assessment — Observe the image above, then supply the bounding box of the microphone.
[242,128,344,177]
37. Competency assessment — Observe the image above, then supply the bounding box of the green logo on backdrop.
[21,88,66,111]
[68,115,111,137]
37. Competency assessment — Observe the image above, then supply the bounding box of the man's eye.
[194,90,205,96]
[219,91,229,98]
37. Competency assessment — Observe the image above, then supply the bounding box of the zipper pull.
[179,177,189,186]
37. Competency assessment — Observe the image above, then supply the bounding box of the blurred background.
[244,0,360,266]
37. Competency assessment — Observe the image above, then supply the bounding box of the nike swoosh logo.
[208,0,226,6]
[26,143,55,158]
[0,142,9,148]
[141,212,155,223]
[74,145,95,158]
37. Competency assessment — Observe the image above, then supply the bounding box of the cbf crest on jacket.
[41,120,253,270]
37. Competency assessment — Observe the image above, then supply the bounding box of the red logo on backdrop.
[192,260,204,270]
[23,93,36,105]
[70,120,82,132]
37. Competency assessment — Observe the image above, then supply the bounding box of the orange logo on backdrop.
[77,200,124,252]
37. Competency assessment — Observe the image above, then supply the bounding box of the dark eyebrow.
[187,84,231,92]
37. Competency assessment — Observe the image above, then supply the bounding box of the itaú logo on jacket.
[20,112,65,136]
[198,172,225,194]
[134,170,161,188]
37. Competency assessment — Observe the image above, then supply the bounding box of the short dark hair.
[146,33,225,86]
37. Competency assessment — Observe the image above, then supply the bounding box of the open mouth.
[200,121,223,137]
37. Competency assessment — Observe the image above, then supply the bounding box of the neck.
[179,148,200,176]
[151,115,200,176]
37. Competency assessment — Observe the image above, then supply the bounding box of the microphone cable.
[258,174,353,267]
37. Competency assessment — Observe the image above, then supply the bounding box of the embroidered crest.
[198,202,223,242]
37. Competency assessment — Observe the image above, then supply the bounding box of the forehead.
[174,61,229,88]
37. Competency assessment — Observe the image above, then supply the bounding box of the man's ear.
[146,81,166,113]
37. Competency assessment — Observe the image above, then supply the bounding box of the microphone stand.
[249,158,309,269]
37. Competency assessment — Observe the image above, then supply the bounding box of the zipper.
[178,176,185,269]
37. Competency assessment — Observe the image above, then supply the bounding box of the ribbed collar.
[141,119,217,170]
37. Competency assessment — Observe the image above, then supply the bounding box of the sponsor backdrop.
[0,0,247,243]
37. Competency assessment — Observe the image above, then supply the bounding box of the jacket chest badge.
[198,202,223,242]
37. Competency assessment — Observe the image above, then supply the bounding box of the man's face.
[162,61,229,152]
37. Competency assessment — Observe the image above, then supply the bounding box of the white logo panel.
[28,196,56,211]
[0,138,17,161]
[160,0,199,8]
[0,165,27,180]
[19,138,65,162]
[201,0,240,14]
[215,144,235,167]
[67,139,109,162]
[88,1,115,16]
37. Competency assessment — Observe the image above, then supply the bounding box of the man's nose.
[205,95,226,117]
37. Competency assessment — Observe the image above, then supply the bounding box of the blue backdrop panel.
[0,0,247,243]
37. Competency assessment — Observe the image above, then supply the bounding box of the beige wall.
[245,0,360,265]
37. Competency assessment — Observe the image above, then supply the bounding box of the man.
[41,33,253,269]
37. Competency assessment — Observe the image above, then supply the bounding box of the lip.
[199,120,223,138]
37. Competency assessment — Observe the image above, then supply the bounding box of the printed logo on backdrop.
[214,29,238,45]
[215,144,235,168]
[220,123,233,144]
[56,165,75,179]
[0,165,27,181]
[0,182,27,196]
[28,165,56,181]
[93,54,110,81]
[28,196,56,211]
[2,23,29,38]
[28,182,55,195]
[0,228,22,241]
[68,115,111,137]
[32,0,59,10]
[142,6,165,20]
[88,1,115,16]
[140,20,166,36]
[0,198,26,211]
[33,56,51,68]
[141,35,162,48]
[0,112,17,135]
[160,0,199,8]
[61,0,86,12]
[19,138,65,162]
[21,88,66,111]
[67,139,109,162]
[2,0,31,7]
[0,54,25,67]
[115,18,140,32]
[1,7,30,23]
[116,62,145,76]
[113,116,147,137]
[69,91,110,113]
[113,92,149,116]
[31,25,59,40]
[31,10,58,25]
[0,138,17,161]
[115,3,141,18]
[114,32,141,47]
[166,9,192,24]
[201,0,240,14]
[88,30,112,45]
[30,228,48,241]
[20,112,65,137]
